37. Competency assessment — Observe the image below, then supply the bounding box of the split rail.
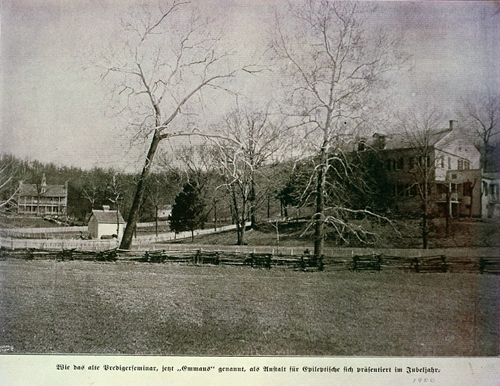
[2,248,499,274]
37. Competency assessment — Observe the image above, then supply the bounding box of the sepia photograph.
[1,0,499,384]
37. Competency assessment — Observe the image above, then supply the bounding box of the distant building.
[446,169,482,218]
[481,173,500,218]
[157,204,172,219]
[87,206,125,239]
[359,120,482,218]
[17,174,68,217]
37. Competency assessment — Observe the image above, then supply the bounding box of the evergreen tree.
[169,183,205,241]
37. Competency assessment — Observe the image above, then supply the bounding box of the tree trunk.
[445,183,450,237]
[469,179,476,218]
[249,176,256,228]
[120,133,161,250]
[422,181,429,249]
[116,202,120,238]
[249,124,256,229]
[230,186,244,245]
[314,146,327,257]
[236,223,242,245]
[239,218,246,245]
[422,210,428,249]
[421,159,430,249]
[155,204,159,237]
[213,200,217,231]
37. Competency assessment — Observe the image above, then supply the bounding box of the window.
[490,183,499,200]
[463,182,472,197]
[457,159,470,170]
[386,159,392,171]
[418,156,430,167]
[394,158,404,170]
[408,157,415,170]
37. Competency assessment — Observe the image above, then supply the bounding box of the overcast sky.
[1,0,499,171]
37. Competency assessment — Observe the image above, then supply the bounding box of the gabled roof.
[374,128,453,151]
[19,183,67,197]
[90,209,125,224]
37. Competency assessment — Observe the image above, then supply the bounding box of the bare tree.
[81,181,100,210]
[211,107,284,244]
[0,155,22,212]
[105,173,124,238]
[459,91,500,171]
[81,167,110,210]
[25,165,47,217]
[272,0,407,256]
[171,143,227,228]
[143,170,181,236]
[395,107,445,249]
[98,1,252,249]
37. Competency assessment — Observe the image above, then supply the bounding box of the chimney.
[357,137,367,151]
[102,205,110,211]
[372,133,386,150]
[449,120,457,130]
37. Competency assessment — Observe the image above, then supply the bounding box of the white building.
[366,120,483,217]
[88,206,125,239]
[157,204,172,219]
[482,173,500,218]
[17,174,68,217]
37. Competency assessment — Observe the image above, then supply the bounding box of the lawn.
[0,215,62,229]
[171,218,500,249]
[0,258,498,356]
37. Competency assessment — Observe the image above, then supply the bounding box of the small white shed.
[88,206,126,240]
[157,204,172,219]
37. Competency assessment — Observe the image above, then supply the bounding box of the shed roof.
[90,209,125,224]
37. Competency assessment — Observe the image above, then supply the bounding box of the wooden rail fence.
[138,249,324,271]
[1,248,499,274]
[479,257,500,274]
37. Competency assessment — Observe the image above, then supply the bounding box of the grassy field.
[169,217,500,249]
[0,215,62,229]
[0,258,498,356]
